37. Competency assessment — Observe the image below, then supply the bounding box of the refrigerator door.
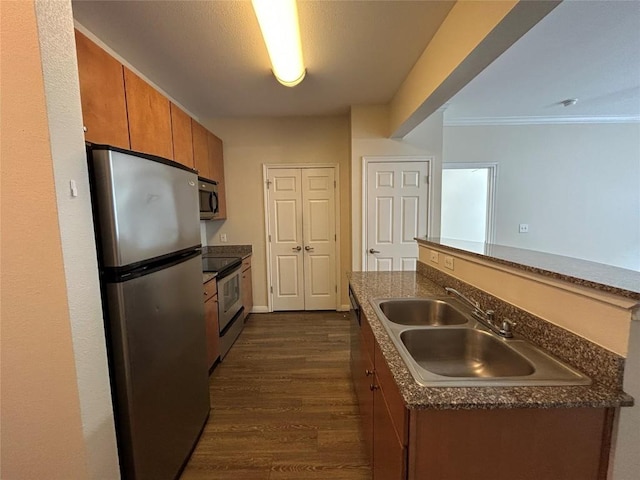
[105,254,209,480]
[91,147,200,267]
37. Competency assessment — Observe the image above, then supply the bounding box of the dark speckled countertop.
[417,237,640,301]
[201,245,252,283]
[348,271,633,410]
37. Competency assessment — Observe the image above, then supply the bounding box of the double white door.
[268,167,337,310]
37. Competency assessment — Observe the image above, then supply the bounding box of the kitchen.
[2,1,639,480]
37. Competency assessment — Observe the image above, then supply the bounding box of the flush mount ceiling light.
[560,98,579,107]
[252,0,306,87]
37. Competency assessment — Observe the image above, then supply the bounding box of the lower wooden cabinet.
[241,256,253,321]
[203,278,220,370]
[350,295,614,480]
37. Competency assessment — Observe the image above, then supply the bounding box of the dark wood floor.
[180,311,371,480]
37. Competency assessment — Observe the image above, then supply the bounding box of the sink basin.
[370,296,591,387]
[400,329,534,377]
[374,298,469,326]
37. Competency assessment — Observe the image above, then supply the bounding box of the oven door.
[217,266,243,331]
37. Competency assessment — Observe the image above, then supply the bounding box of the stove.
[202,256,242,278]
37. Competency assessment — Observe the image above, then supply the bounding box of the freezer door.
[91,148,200,267]
[105,255,209,480]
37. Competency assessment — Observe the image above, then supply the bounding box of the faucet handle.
[485,310,495,322]
[500,319,517,337]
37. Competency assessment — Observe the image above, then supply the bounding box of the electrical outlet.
[444,256,454,270]
[429,250,439,263]
[220,233,228,243]
[519,223,529,233]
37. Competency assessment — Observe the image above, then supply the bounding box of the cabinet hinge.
[334,180,336,188]
[270,286,273,293]
[335,285,337,293]
[425,175,430,185]
[266,179,272,189]
[334,234,337,241]
[268,234,271,242]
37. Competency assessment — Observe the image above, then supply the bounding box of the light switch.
[519,223,529,233]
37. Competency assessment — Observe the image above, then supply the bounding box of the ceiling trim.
[444,115,640,127]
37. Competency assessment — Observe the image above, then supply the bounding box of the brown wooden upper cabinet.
[208,132,227,219]
[74,30,130,149]
[192,120,210,178]
[170,103,194,169]
[124,67,174,160]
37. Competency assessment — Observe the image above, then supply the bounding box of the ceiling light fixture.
[252,0,306,87]
[561,98,578,107]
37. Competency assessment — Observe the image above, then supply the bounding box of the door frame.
[263,163,342,312]
[361,156,433,271]
[442,162,498,244]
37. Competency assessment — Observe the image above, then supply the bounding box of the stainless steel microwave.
[198,178,219,220]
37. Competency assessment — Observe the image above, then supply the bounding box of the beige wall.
[202,116,351,309]
[350,105,443,271]
[1,1,90,477]
[35,1,120,477]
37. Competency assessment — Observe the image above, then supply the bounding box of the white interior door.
[267,166,337,311]
[268,168,305,310]
[302,168,336,310]
[366,161,429,271]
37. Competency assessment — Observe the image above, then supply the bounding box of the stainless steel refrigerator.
[88,145,210,480]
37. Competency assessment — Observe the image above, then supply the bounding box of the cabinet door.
[207,132,227,219]
[373,385,406,480]
[354,330,374,464]
[192,120,210,179]
[74,30,130,149]
[124,67,173,160]
[204,295,220,370]
[241,258,253,321]
[170,103,194,168]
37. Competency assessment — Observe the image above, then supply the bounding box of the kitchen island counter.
[349,271,633,410]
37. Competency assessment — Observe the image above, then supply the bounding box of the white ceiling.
[443,0,640,124]
[71,0,454,120]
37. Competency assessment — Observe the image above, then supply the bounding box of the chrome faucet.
[444,287,515,338]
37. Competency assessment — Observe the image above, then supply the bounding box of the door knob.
[369,248,380,254]
[305,246,314,251]
[292,246,302,251]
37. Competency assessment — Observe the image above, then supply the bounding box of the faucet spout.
[445,287,514,338]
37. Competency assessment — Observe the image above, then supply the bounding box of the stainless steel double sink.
[370,297,591,387]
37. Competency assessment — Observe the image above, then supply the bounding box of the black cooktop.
[202,256,242,277]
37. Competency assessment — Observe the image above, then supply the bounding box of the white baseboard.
[249,306,270,314]
[249,305,350,313]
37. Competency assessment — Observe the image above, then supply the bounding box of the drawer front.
[203,279,217,303]
[375,341,409,446]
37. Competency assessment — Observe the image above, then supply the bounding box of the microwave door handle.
[212,192,219,214]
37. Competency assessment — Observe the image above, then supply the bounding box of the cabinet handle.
[204,291,208,296]
[369,384,379,391]
[365,369,374,376]
[83,126,88,132]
